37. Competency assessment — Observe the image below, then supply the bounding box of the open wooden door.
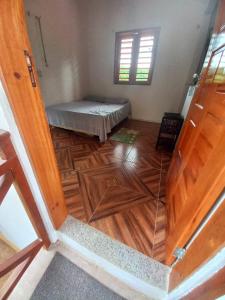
[0,0,67,228]
[166,0,225,265]
[169,192,225,292]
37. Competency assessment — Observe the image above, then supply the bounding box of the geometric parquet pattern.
[51,119,171,263]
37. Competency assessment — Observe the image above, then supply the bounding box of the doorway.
[1,0,224,271]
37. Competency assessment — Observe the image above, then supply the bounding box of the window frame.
[114,28,160,85]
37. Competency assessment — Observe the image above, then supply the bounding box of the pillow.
[83,95,106,103]
[104,97,129,104]
[83,95,129,105]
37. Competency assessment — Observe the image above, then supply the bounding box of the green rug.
[110,128,139,144]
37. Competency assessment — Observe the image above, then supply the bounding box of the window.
[114,28,160,85]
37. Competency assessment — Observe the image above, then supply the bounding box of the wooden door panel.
[176,120,196,161]
[167,122,225,263]
[166,19,225,264]
[212,95,225,118]
[183,111,224,198]
[186,111,224,182]
[169,175,187,231]
[0,0,68,228]
[169,198,225,292]
[188,103,204,127]
[167,148,181,191]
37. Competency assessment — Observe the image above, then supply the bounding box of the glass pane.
[213,50,225,84]
[213,32,225,50]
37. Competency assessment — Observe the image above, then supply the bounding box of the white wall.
[0,80,57,247]
[25,0,212,122]
[0,104,37,249]
[0,185,37,250]
[25,0,89,106]
[83,0,212,122]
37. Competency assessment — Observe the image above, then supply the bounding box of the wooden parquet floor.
[51,119,171,263]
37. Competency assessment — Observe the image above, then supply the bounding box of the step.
[58,216,170,300]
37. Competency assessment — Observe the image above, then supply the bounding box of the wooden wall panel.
[0,0,68,228]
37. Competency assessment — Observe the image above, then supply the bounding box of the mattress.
[46,99,131,142]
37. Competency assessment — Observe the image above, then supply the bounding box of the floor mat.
[31,253,124,300]
[110,128,139,144]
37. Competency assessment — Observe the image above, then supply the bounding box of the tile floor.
[51,119,171,263]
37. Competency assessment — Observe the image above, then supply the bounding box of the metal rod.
[35,16,48,67]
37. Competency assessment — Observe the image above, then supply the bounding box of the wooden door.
[166,0,225,265]
[169,193,225,291]
[0,0,68,228]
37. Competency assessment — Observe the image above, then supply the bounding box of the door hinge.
[174,247,186,260]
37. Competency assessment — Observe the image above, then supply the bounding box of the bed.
[46,96,131,142]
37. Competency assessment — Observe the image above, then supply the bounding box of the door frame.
[0,0,68,229]
[1,0,225,297]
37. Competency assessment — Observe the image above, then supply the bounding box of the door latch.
[24,50,36,87]
[174,247,186,260]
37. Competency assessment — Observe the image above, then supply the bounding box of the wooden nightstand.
[156,113,183,152]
